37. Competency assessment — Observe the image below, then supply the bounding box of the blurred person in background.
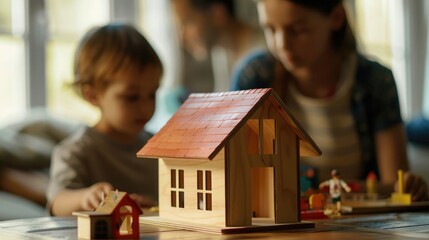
[232,0,428,201]
[172,0,265,100]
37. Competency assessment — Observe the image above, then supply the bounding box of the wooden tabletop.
[0,212,428,239]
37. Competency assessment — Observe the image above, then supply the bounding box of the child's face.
[257,0,336,71]
[95,65,161,139]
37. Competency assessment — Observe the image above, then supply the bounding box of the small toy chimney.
[98,192,105,208]
[114,189,118,201]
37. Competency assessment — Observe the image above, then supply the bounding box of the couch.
[0,109,79,220]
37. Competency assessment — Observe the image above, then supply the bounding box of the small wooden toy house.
[73,191,142,239]
[137,88,321,233]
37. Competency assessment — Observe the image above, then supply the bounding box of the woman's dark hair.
[286,0,342,14]
[190,0,236,17]
[286,0,356,52]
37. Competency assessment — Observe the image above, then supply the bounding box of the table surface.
[0,212,429,239]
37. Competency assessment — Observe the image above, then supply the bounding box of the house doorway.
[94,220,108,239]
[251,167,274,220]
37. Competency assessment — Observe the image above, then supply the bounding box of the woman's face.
[257,0,337,71]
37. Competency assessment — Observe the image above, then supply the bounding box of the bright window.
[0,0,26,126]
[354,0,392,67]
[0,0,13,32]
[0,36,26,126]
[47,0,110,37]
[45,0,109,125]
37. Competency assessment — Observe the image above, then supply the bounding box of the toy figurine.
[391,169,411,204]
[319,169,351,214]
[366,171,378,195]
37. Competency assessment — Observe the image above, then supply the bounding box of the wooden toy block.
[391,170,411,204]
[309,193,326,210]
[73,190,143,239]
[366,171,378,195]
[137,88,322,233]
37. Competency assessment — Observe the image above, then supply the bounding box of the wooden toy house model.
[137,88,321,233]
[73,191,142,239]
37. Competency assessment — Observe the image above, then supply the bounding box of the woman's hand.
[129,193,157,208]
[395,172,428,201]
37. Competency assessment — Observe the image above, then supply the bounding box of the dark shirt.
[231,50,403,179]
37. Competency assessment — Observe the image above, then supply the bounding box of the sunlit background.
[1,0,428,133]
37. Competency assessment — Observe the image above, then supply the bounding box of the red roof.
[73,191,143,217]
[137,88,320,160]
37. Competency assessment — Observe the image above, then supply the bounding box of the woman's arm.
[375,124,408,185]
[375,124,428,201]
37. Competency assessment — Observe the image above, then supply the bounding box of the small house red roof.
[96,191,142,215]
[73,191,143,217]
[138,88,321,160]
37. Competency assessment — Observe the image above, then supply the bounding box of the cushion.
[0,108,80,170]
[406,116,429,146]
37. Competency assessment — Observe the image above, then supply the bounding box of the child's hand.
[394,172,428,201]
[81,182,114,210]
[129,193,157,208]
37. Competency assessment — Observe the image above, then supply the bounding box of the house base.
[140,216,315,234]
[301,209,329,220]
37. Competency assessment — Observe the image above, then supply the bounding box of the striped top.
[285,54,360,181]
[231,51,403,180]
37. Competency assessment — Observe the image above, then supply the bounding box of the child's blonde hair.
[73,23,162,97]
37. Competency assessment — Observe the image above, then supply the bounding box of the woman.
[232,0,428,201]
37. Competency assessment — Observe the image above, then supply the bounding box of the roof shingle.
[137,88,321,160]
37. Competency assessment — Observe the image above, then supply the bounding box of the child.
[47,24,163,216]
[232,0,428,201]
